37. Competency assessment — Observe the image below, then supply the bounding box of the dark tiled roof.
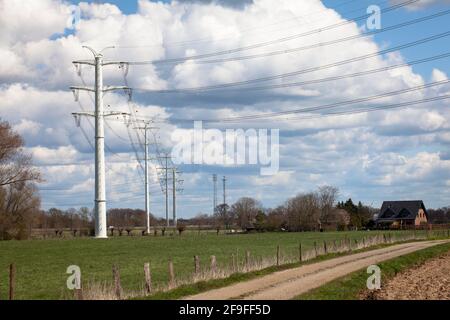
[377,200,427,221]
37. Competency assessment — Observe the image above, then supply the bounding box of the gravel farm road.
[183,240,450,300]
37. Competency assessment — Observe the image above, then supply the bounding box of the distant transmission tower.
[158,153,172,227]
[172,167,184,227]
[223,176,227,214]
[213,174,217,215]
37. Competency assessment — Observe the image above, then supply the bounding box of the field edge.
[294,241,450,300]
[134,239,445,300]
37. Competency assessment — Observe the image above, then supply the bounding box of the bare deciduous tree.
[286,192,320,232]
[0,120,41,240]
[0,121,40,187]
[214,203,233,229]
[230,197,262,229]
[317,185,339,229]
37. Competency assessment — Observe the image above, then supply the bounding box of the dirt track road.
[184,240,450,300]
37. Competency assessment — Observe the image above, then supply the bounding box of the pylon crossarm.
[70,86,95,92]
[73,60,95,66]
[72,112,94,127]
[103,86,130,92]
[104,111,130,118]
[72,112,95,117]
[103,61,128,66]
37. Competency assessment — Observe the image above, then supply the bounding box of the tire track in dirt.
[183,240,449,300]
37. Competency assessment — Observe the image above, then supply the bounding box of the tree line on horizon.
[23,193,450,240]
[1,119,450,240]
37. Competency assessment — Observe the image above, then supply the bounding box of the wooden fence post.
[112,264,122,300]
[323,241,327,254]
[314,241,318,257]
[231,254,237,273]
[333,240,337,252]
[299,243,302,262]
[245,251,250,270]
[144,263,152,294]
[276,245,280,266]
[362,237,366,248]
[194,255,201,275]
[168,259,175,287]
[210,256,217,274]
[9,263,15,300]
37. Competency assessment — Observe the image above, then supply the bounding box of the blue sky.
[1,0,450,218]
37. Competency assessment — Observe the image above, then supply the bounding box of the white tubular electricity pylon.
[157,153,183,227]
[157,153,172,227]
[70,46,131,239]
[133,121,158,235]
[173,168,176,227]
[172,167,184,227]
[213,174,218,215]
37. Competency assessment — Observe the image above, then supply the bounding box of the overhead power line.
[186,9,450,65]
[117,0,418,65]
[127,79,450,123]
[285,94,450,121]
[135,51,450,98]
[112,0,370,49]
[133,31,450,93]
[233,52,450,92]
[135,95,450,125]
[126,8,450,66]
[210,79,450,122]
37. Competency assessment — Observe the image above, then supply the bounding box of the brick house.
[376,200,428,228]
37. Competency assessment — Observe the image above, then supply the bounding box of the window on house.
[382,208,395,218]
[398,208,410,218]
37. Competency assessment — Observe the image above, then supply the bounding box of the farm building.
[376,200,428,228]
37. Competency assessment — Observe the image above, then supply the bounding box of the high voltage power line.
[211,79,450,122]
[124,8,450,66]
[182,10,450,65]
[116,82,450,124]
[132,31,450,93]
[112,0,371,49]
[115,79,450,124]
[284,94,450,121]
[113,0,418,65]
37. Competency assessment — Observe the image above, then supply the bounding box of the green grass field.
[0,230,433,300]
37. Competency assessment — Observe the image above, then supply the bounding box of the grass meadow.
[0,230,434,299]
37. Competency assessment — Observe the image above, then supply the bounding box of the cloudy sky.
[1,0,450,217]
